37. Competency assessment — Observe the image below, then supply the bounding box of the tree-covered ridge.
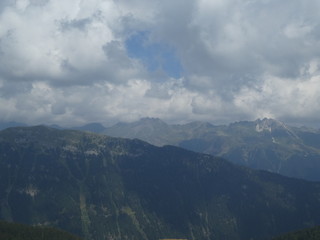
[1,126,320,240]
[0,221,82,240]
[272,225,320,240]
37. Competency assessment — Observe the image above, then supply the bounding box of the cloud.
[0,0,121,83]
[234,71,320,123]
[1,0,320,126]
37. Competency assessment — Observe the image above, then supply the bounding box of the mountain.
[72,123,107,133]
[272,225,320,240]
[104,118,320,181]
[0,220,82,240]
[1,127,320,240]
[104,118,176,146]
[0,121,27,130]
[104,118,219,147]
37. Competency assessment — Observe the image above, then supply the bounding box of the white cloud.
[234,72,320,122]
[0,0,121,83]
[1,0,320,126]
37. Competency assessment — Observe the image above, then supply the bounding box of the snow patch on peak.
[255,118,278,132]
[255,118,300,139]
[256,123,271,132]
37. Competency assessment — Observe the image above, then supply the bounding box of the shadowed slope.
[1,126,320,240]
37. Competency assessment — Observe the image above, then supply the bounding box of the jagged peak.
[255,118,283,125]
[254,118,300,139]
[254,118,284,132]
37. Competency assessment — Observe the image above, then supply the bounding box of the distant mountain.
[272,225,320,240]
[1,126,320,240]
[0,121,27,130]
[104,118,320,181]
[104,118,176,146]
[0,221,82,240]
[104,118,218,146]
[72,123,106,133]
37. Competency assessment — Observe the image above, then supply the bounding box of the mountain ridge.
[2,118,320,181]
[1,126,320,239]
[101,118,320,181]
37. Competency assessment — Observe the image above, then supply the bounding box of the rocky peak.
[255,118,300,139]
[255,118,285,132]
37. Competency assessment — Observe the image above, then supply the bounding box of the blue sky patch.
[125,31,183,78]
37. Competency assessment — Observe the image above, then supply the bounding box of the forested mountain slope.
[1,126,320,240]
[272,225,320,240]
[0,220,82,240]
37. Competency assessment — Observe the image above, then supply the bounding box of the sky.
[1,0,320,127]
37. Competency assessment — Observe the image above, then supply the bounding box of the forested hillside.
[272,225,320,240]
[1,126,320,240]
[0,221,82,240]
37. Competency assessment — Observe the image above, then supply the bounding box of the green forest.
[0,221,82,240]
[272,226,320,240]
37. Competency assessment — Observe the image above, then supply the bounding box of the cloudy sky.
[1,0,320,127]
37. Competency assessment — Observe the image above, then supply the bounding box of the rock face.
[1,126,320,240]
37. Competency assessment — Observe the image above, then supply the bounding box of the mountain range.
[1,126,320,240]
[2,118,320,182]
[100,118,320,181]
